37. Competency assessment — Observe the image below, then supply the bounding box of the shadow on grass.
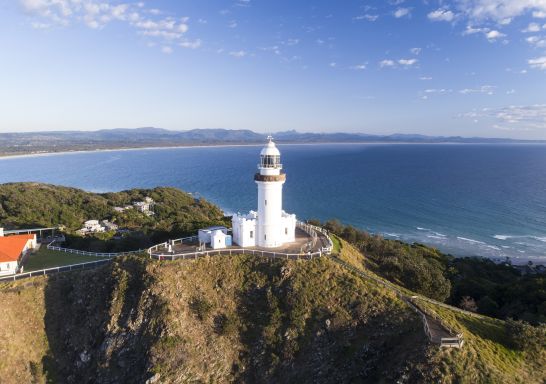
[232,257,431,384]
[457,315,511,347]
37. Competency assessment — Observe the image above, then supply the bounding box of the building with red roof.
[0,232,37,275]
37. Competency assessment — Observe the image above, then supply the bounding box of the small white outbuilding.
[198,226,232,249]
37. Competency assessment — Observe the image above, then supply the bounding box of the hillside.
[1,252,545,383]
[1,128,542,157]
[0,182,228,251]
[318,220,546,325]
[334,239,546,383]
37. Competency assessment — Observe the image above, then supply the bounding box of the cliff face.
[0,255,432,383]
[1,253,544,384]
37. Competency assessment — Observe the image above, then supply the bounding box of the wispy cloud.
[455,1,546,23]
[353,14,379,22]
[235,0,251,7]
[410,47,421,55]
[350,63,367,70]
[522,22,542,33]
[459,85,496,95]
[380,59,396,68]
[398,58,417,66]
[485,30,505,41]
[283,38,300,46]
[462,25,506,42]
[462,104,546,131]
[528,56,546,70]
[525,36,546,48]
[428,8,456,22]
[380,58,418,68]
[420,88,452,99]
[393,7,411,18]
[229,50,247,58]
[19,0,198,53]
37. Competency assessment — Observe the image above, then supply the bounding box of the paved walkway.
[153,227,329,256]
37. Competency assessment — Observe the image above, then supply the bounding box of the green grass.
[23,248,106,271]
[331,234,342,254]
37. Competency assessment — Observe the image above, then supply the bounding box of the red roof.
[0,234,35,263]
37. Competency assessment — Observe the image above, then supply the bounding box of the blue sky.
[1,0,546,138]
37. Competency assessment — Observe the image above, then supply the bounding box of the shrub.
[505,319,546,352]
[189,296,213,321]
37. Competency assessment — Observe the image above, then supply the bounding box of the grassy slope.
[0,279,49,384]
[0,255,430,384]
[150,255,428,383]
[0,249,543,383]
[335,238,546,384]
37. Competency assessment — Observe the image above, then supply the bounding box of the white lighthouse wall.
[280,211,297,243]
[231,213,257,247]
[256,181,285,247]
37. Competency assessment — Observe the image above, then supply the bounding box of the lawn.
[331,234,342,254]
[23,247,106,272]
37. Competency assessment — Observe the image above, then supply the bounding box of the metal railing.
[297,221,334,254]
[0,259,111,282]
[149,247,323,261]
[147,224,334,260]
[46,242,144,258]
[327,254,464,348]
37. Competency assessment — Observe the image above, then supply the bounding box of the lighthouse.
[232,137,296,248]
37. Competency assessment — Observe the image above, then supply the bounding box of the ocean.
[1,143,545,264]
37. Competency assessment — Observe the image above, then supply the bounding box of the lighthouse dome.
[259,136,282,170]
[260,138,281,157]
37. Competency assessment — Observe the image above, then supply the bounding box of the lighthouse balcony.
[254,173,286,182]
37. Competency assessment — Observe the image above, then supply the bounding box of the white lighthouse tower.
[232,137,296,248]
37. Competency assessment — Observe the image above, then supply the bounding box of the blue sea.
[1,143,546,264]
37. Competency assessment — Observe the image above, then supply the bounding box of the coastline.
[2,140,545,161]
[1,143,545,265]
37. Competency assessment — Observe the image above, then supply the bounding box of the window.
[250,231,253,238]
[264,234,267,240]
[285,227,288,235]
[265,200,267,206]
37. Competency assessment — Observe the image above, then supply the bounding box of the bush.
[190,296,213,321]
[505,319,546,352]
[214,313,239,336]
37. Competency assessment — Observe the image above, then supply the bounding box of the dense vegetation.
[314,219,546,325]
[0,182,228,251]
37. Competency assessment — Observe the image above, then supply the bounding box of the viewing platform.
[148,222,333,261]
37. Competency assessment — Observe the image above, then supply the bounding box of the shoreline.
[2,140,546,161]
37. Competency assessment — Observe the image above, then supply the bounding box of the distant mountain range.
[0,127,543,157]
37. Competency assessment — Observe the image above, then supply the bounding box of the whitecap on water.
[457,236,486,244]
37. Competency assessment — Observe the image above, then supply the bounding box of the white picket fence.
[46,242,144,258]
[147,223,334,260]
[149,247,324,261]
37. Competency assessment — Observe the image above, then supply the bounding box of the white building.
[133,197,155,216]
[232,137,296,248]
[198,226,232,249]
[0,231,37,275]
[78,220,106,235]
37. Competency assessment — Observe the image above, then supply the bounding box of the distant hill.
[0,127,543,157]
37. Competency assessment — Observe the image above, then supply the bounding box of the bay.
[1,143,545,264]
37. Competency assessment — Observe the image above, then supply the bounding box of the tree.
[505,319,546,352]
[459,296,478,312]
